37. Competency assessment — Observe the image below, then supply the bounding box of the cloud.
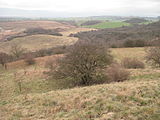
[0,0,159,17]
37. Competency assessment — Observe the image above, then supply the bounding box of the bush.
[123,40,134,47]
[106,64,130,82]
[0,52,11,69]
[121,57,145,69]
[146,46,160,67]
[123,40,146,47]
[47,41,113,87]
[134,40,146,47]
[24,55,35,65]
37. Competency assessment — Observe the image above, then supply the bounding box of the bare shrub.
[24,55,36,65]
[146,46,160,67]
[121,57,145,69]
[47,41,113,87]
[106,64,130,83]
[10,44,26,59]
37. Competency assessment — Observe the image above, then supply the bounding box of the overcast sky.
[0,0,160,17]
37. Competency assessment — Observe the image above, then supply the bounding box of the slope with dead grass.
[0,34,78,53]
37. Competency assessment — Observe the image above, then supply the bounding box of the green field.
[84,21,130,29]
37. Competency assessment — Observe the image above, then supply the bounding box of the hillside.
[0,26,95,53]
[0,47,160,120]
[0,20,76,42]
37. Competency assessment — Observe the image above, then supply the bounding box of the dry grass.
[111,47,146,62]
[0,78,159,120]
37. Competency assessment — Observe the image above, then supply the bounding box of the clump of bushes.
[121,57,145,69]
[146,46,160,67]
[106,63,130,82]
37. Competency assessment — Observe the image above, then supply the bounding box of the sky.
[0,0,160,17]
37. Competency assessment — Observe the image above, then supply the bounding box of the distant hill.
[81,20,102,26]
[125,18,148,24]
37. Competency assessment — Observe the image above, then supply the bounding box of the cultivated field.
[0,47,160,120]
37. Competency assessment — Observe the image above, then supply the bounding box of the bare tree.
[47,41,113,86]
[10,44,26,59]
[0,52,10,69]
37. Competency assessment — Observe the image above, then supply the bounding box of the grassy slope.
[1,78,160,120]
[0,47,160,120]
[84,21,130,29]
